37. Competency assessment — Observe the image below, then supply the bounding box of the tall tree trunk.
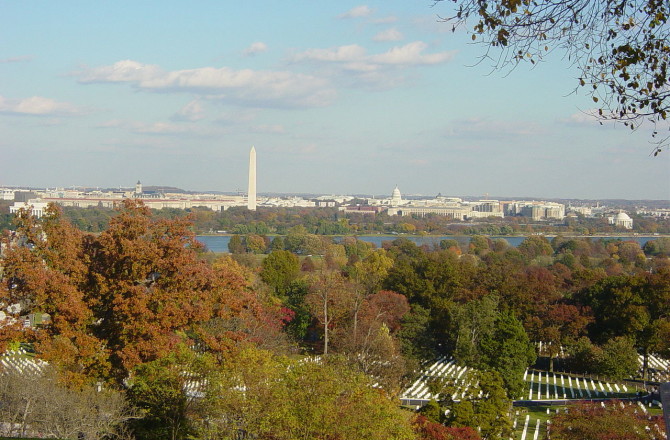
[20,399,30,438]
[323,297,329,355]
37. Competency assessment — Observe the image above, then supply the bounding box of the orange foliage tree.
[0,201,278,385]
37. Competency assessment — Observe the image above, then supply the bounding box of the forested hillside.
[0,202,668,439]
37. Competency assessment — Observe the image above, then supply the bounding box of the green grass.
[511,405,563,440]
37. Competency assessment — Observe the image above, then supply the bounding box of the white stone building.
[609,211,634,229]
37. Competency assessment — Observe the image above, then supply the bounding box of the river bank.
[196,234,667,254]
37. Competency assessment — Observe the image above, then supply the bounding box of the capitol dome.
[391,185,402,206]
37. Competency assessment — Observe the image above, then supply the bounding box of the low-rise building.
[505,201,565,220]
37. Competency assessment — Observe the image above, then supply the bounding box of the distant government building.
[8,148,261,216]
[2,149,649,229]
[340,186,567,222]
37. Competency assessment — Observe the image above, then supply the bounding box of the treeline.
[1,202,669,439]
[3,203,666,235]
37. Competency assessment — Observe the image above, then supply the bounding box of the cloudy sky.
[2,1,668,200]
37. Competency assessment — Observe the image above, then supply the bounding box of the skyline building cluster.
[2,148,666,228]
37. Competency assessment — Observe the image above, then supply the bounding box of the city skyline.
[1,2,669,200]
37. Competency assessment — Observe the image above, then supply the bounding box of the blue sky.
[1,1,668,200]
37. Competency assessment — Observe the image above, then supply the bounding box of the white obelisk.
[247,146,257,211]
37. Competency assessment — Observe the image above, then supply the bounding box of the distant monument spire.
[247,147,257,211]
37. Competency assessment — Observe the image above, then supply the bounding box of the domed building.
[609,211,633,229]
[391,185,402,207]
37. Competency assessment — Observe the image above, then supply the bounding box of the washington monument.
[248,146,257,211]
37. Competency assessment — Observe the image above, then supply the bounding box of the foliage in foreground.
[0,368,133,439]
[549,401,666,440]
[129,346,417,440]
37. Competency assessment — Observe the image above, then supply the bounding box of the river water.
[196,235,663,254]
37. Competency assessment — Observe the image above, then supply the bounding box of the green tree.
[270,235,285,251]
[598,336,639,380]
[128,346,214,440]
[468,235,490,255]
[445,371,512,440]
[282,279,312,340]
[565,336,603,374]
[397,304,437,362]
[228,234,245,254]
[260,250,300,295]
[643,237,670,256]
[245,234,267,254]
[580,272,670,379]
[480,311,536,398]
[285,225,309,254]
[517,235,553,260]
[419,399,445,424]
[450,400,475,427]
[206,348,416,440]
[453,295,500,368]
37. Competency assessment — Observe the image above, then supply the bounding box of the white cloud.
[372,16,398,24]
[95,119,125,128]
[293,44,367,63]
[339,5,373,19]
[97,119,224,137]
[250,124,285,134]
[171,100,205,122]
[243,42,268,56]
[370,41,454,65]
[134,122,195,135]
[0,95,83,116]
[214,109,258,125]
[294,42,454,67]
[75,60,163,83]
[373,28,403,42]
[0,55,33,63]
[291,42,455,89]
[75,60,336,108]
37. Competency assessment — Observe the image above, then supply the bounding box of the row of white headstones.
[400,356,639,403]
[523,369,632,400]
[512,401,665,440]
[401,357,472,402]
[640,354,670,382]
[0,348,46,376]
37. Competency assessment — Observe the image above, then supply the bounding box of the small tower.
[135,180,143,196]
